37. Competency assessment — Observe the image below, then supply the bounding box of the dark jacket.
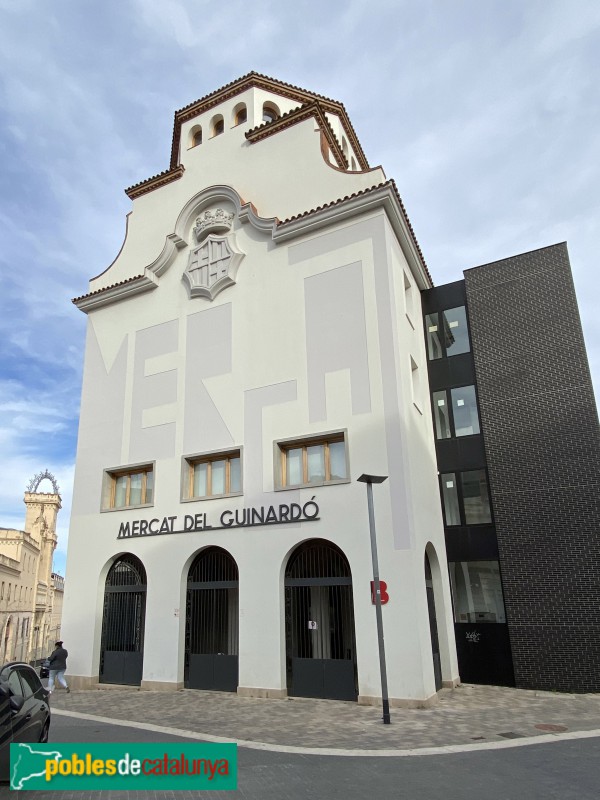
[48,647,68,671]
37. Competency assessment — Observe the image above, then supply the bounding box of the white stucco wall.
[90,95,385,293]
[64,82,458,704]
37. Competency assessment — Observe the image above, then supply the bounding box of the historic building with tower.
[0,471,64,664]
[63,73,599,702]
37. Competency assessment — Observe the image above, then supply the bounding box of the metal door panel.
[185,548,239,692]
[285,540,358,702]
[186,654,238,692]
[291,658,325,698]
[122,652,144,686]
[323,659,356,701]
[187,655,216,690]
[100,556,147,687]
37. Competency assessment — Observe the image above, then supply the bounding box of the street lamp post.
[357,473,391,725]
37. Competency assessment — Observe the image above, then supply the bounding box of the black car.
[0,662,51,782]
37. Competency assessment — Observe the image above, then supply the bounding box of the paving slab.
[47,683,600,751]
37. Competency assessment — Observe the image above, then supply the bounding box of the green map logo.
[10,742,237,790]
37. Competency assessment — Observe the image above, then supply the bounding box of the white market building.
[63,72,462,705]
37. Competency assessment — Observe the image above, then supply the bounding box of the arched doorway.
[425,553,442,691]
[99,554,146,685]
[185,547,239,692]
[285,539,357,701]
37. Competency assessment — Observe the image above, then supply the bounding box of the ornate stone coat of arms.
[183,208,244,300]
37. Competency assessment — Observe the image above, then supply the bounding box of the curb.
[52,709,600,758]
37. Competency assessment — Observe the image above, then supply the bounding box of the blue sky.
[1,0,599,576]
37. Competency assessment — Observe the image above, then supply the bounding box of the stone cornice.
[72,180,431,315]
[73,187,279,313]
[24,492,62,508]
[0,556,20,575]
[125,166,185,200]
[0,530,39,551]
[274,180,432,288]
[72,274,158,313]
[245,102,349,170]
[74,234,186,312]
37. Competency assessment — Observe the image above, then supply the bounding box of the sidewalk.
[47,683,600,752]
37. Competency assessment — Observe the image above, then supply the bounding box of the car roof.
[0,663,36,671]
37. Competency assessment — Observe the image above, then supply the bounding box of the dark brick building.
[423,242,600,693]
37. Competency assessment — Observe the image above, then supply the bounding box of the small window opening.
[189,125,202,148]
[262,102,280,124]
[233,104,247,126]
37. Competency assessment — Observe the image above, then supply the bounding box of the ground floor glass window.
[449,560,506,623]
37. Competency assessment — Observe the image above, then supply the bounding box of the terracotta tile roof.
[125,166,184,200]
[176,71,343,117]
[123,74,373,204]
[245,102,349,170]
[75,179,431,309]
[72,274,145,304]
[278,182,389,225]
[389,178,432,284]
[169,72,369,171]
[278,179,432,284]
[245,102,302,138]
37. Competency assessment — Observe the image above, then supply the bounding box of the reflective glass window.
[307,445,325,483]
[451,385,480,436]
[432,390,452,439]
[230,457,241,493]
[425,313,443,360]
[286,448,303,486]
[443,306,470,356]
[461,470,491,524]
[114,476,127,508]
[193,463,208,497]
[188,452,242,499]
[107,467,153,510]
[129,473,143,506]
[211,460,226,495]
[280,435,347,488]
[425,306,471,359]
[329,440,347,480]
[449,561,506,623]
[441,474,461,525]
[145,470,153,504]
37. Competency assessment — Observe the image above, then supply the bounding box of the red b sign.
[370,580,389,605]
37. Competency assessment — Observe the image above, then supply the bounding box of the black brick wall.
[464,242,600,692]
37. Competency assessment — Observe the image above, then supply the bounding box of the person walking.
[47,641,70,694]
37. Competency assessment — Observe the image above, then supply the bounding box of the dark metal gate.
[285,539,357,701]
[100,554,146,685]
[425,554,442,691]
[185,547,239,692]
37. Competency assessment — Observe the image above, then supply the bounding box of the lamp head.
[357,474,388,484]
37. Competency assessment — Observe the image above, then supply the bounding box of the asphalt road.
[1,713,598,799]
